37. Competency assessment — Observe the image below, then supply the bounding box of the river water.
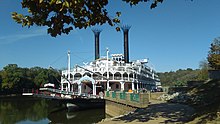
[0,96,105,124]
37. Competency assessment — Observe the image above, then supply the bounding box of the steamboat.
[60,26,161,97]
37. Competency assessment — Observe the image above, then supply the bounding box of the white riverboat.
[61,27,161,97]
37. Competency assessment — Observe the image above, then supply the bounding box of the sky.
[0,0,220,72]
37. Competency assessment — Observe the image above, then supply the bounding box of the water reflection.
[48,109,105,124]
[0,96,49,124]
[0,96,105,124]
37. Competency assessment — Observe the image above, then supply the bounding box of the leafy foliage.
[207,37,220,70]
[12,0,163,37]
[123,0,163,8]
[1,64,23,90]
[198,59,209,80]
[0,72,2,89]
[0,64,60,94]
[158,68,209,86]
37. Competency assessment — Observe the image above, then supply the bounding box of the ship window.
[74,73,82,80]
[118,67,125,71]
[116,84,119,89]
[83,72,91,77]
[70,74,73,78]
[129,73,133,78]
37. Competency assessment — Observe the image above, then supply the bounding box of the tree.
[12,0,163,37]
[0,71,2,91]
[0,64,61,93]
[1,64,22,91]
[199,59,209,70]
[158,68,205,86]
[207,37,220,70]
[34,70,49,88]
[197,59,209,80]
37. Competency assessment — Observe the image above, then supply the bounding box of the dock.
[22,88,102,99]
[104,91,150,116]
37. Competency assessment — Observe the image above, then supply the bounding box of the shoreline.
[0,94,21,97]
[98,101,196,124]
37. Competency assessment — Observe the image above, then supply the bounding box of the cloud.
[0,28,47,45]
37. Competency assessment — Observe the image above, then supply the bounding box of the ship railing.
[73,68,84,73]
[114,76,122,80]
[109,76,113,80]
[123,77,128,80]
[39,87,103,99]
[74,77,81,80]
[93,77,101,80]
[78,93,101,99]
[39,88,76,95]
[62,70,67,74]
[129,77,134,81]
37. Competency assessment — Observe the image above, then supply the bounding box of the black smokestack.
[92,29,102,60]
[121,25,131,63]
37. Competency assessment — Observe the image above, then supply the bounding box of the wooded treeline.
[158,68,209,86]
[0,64,60,94]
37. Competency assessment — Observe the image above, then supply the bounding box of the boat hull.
[64,98,105,111]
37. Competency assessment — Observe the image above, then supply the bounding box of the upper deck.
[61,54,160,84]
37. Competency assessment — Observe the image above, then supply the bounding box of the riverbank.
[0,94,20,97]
[98,100,196,124]
[99,79,220,124]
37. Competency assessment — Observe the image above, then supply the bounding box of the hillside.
[169,79,220,123]
[189,80,220,123]
[158,68,208,86]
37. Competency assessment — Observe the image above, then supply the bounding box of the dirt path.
[98,102,196,124]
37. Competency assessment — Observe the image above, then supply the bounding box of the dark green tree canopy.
[158,68,208,87]
[12,0,163,37]
[207,37,220,70]
[0,64,60,93]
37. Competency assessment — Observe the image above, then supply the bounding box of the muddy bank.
[98,102,195,124]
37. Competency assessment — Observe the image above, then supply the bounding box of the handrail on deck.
[38,87,103,99]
